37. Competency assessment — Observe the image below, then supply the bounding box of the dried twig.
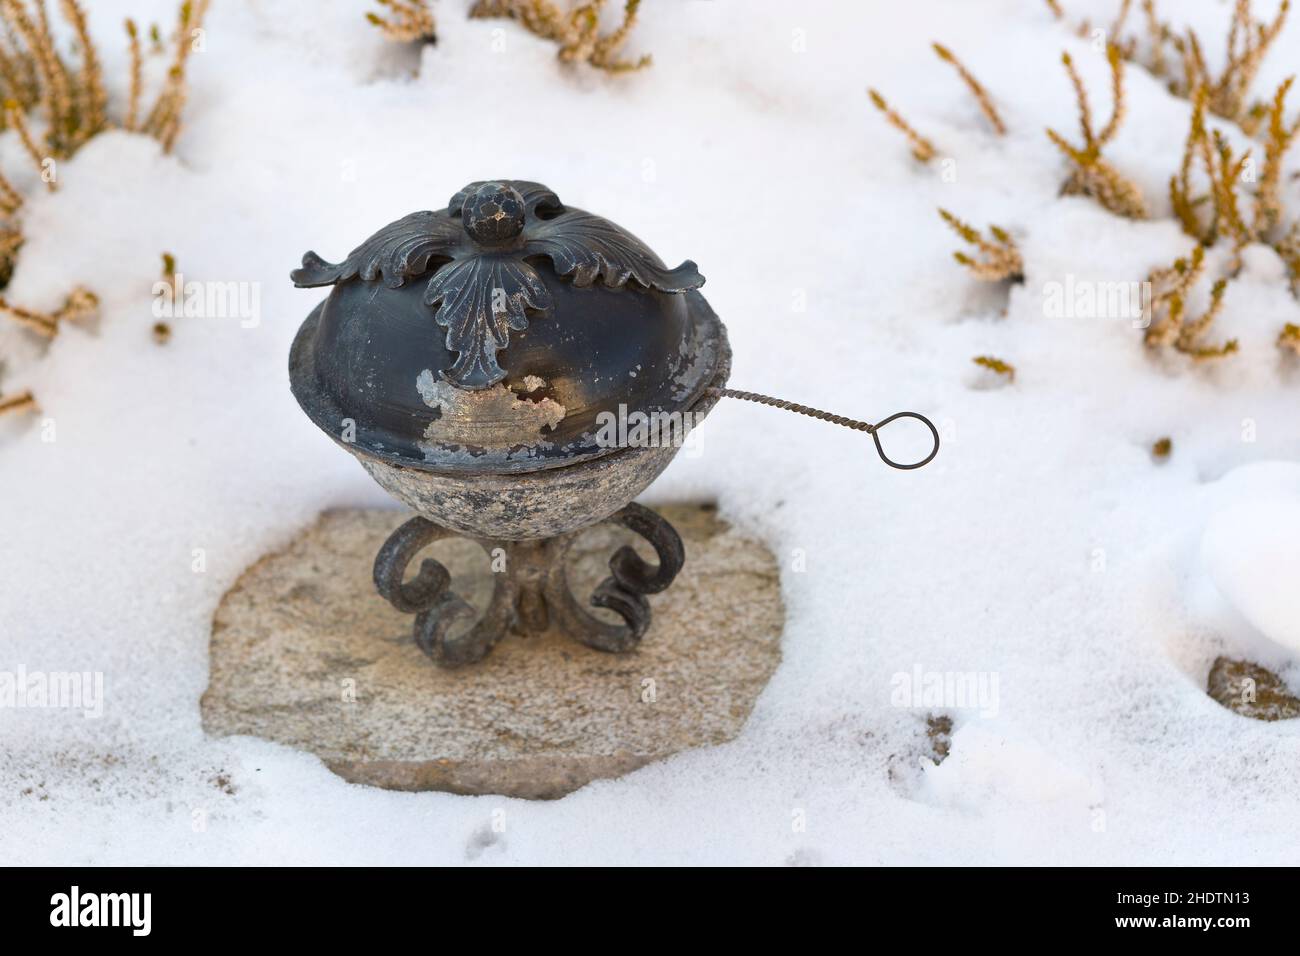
[367,0,437,44]
[972,355,1016,381]
[1144,245,1237,358]
[868,88,937,162]
[938,208,1023,281]
[0,284,97,337]
[0,388,34,415]
[1047,46,1148,218]
[932,42,1006,135]
[1253,76,1300,239]
[470,0,650,72]
[1174,0,1290,124]
[124,19,142,131]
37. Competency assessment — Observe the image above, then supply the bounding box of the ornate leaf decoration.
[291,211,464,289]
[291,180,705,390]
[522,209,703,292]
[423,254,553,389]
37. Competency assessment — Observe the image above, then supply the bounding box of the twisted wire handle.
[705,387,940,471]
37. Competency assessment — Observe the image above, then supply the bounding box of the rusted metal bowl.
[289,180,730,539]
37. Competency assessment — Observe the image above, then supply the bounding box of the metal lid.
[289,180,729,474]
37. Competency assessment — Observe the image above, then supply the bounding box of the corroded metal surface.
[292,180,702,390]
[288,287,727,474]
[373,502,684,666]
[287,180,735,665]
[288,179,726,474]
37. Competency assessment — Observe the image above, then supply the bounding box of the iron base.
[372,503,684,666]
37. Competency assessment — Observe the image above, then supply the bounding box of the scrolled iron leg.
[549,502,684,653]
[373,516,515,666]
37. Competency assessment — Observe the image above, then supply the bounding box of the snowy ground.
[2,0,1299,865]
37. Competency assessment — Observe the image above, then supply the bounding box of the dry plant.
[1279,221,1300,297]
[1047,45,1149,218]
[0,386,34,416]
[1143,245,1238,359]
[0,0,205,321]
[0,0,209,163]
[972,355,1016,382]
[1034,2,1300,353]
[938,208,1023,281]
[154,251,175,344]
[1151,435,1172,459]
[1278,320,1300,353]
[367,0,436,44]
[1253,76,1300,238]
[932,42,1006,135]
[1171,79,1299,273]
[868,88,937,162]
[1174,0,1289,127]
[1083,0,1289,132]
[469,0,649,72]
[0,284,96,337]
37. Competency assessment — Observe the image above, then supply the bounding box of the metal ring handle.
[870,411,940,470]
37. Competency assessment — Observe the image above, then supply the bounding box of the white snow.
[2,0,1300,865]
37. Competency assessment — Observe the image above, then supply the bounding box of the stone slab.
[200,504,783,799]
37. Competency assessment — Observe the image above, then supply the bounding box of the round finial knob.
[463,182,526,244]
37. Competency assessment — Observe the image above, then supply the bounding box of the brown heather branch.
[868,87,937,162]
[0,294,56,335]
[0,223,22,285]
[0,388,34,415]
[1141,0,1169,79]
[0,166,21,215]
[1112,0,1134,45]
[1176,276,1229,351]
[1,0,62,146]
[589,0,647,72]
[0,16,39,110]
[0,285,97,337]
[4,98,50,189]
[1253,76,1300,240]
[932,42,1006,135]
[938,208,1023,281]
[1145,245,1205,346]
[59,0,107,143]
[1170,86,1210,240]
[470,1,650,73]
[1048,47,1148,218]
[56,285,97,323]
[1166,1,1291,124]
[1097,43,1126,146]
[1206,130,1252,259]
[1145,246,1238,358]
[142,0,211,153]
[972,355,1016,381]
[1277,222,1300,298]
[366,0,437,44]
[1279,322,1300,353]
[1213,0,1289,121]
[1061,51,1095,147]
[124,19,142,131]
